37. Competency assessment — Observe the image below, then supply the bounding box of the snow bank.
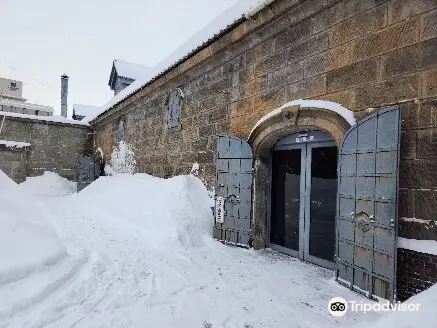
[0,170,66,285]
[18,171,77,197]
[353,284,437,328]
[75,174,213,248]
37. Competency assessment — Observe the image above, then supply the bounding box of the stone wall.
[94,0,437,186]
[0,115,92,182]
[0,144,29,182]
[93,0,437,299]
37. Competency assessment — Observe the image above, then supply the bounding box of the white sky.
[0,0,238,116]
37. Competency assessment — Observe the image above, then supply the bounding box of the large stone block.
[287,74,326,100]
[327,57,378,93]
[268,61,304,89]
[355,74,419,110]
[304,43,351,78]
[381,38,437,78]
[273,19,312,52]
[399,188,415,218]
[422,10,437,40]
[312,89,355,110]
[400,99,437,130]
[286,32,329,64]
[422,68,437,98]
[254,48,287,77]
[351,18,420,61]
[416,189,437,222]
[400,130,416,160]
[416,128,437,158]
[389,0,437,24]
[400,158,437,188]
[328,4,387,47]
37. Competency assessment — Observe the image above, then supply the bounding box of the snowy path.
[0,174,382,328]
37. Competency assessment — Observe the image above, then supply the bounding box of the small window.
[116,119,125,143]
[168,88,183,130]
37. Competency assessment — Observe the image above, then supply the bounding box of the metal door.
[270,131,337,269]
[78,155,96,191]
[214,134,253,247]
[336,106,400,302]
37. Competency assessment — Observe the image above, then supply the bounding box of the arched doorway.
[270,130,338,269]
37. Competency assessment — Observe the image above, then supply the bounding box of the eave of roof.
[93,0,276,123]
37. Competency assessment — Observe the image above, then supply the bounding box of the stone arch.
[247,100,355,250]
[248,101,354,156]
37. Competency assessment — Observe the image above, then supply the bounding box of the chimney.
[61,74,69,118]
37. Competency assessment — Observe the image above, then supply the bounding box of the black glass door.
[271,149,301,251]
[308,146,338,262]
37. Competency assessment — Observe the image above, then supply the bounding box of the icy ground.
[0,171,431,328]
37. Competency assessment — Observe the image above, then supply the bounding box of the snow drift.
[18,171,77,197]
[0,170,66,286]
[74,173,213,249]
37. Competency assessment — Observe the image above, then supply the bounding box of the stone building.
[90,0,437,302]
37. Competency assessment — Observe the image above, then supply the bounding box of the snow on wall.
[2,112,89,126]
[92,0,275,122]
[248,99,357,139]
[398,237,437,256]
[0,139,31,148]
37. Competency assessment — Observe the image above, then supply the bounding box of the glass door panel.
[271,149,301,251]
[308,146,338,262]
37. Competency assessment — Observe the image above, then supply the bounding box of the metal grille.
[336,106,401,301]
[214,134,253,247]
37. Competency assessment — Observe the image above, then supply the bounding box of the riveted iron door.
[78,155,96,191]
[214,134,253,247]
[336,106,400,302]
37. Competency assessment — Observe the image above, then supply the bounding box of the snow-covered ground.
[0,171,433,328]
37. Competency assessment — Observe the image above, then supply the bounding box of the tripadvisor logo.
[328,297,348,317]
[328,297,421,316]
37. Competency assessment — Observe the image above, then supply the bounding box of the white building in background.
[0,76,54,116]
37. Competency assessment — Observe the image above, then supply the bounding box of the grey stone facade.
[90,0,437,300]
[0,115,92,183]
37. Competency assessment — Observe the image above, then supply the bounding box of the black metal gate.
[78,155,99,191]
[336,106,401,301]
[214,134,253,247]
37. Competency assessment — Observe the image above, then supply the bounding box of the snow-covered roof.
[93,0,275,122]
[0,139,31,149]
[73,104,102,118]
[113,60,150,81]
[1,112,90,126]
[0,98,54,113]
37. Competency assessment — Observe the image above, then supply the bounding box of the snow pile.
[0,170,66,286]
[75,174,213,248]
[108,141,137,174]
[353,284,437,328]
[18,171,77,197]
